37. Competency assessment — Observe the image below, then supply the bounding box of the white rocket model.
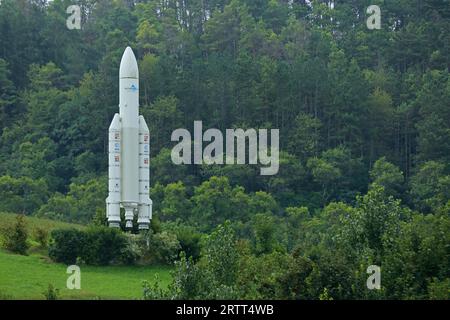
[106,47,152,230]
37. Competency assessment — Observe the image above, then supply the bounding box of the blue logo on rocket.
[125,84,138,92]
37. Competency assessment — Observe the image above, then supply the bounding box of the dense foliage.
[1,215,29,255]
[49,227,130,265]
[0,0,449,299]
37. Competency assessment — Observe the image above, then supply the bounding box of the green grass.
[0,212,86,248]
[0,212,85,233]
[0,213,172,300]
[0,250,172,300]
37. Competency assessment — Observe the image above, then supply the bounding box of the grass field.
[0,212,85,237]
[0,250,172,299]
[0,213,172,300]
[0,212,86,250]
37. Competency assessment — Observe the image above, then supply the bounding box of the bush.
[143,275,169,300]
[35,227,49,248]
[81,226,127,265]
[48,227,128,266]
[48,228,85,264]
[176,228,201,261]
[162,222,202,261]
[143,222,241,300]
[119,234,142,265]
[140,231,180,265]
[428,278,450,300]
[3,215,29,255]
[0,291,14,300]
[43,284,59,300]
[48,227,181,266]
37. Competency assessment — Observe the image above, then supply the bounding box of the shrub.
[168,253,208,299]
[202,221,239,287]
[162,222,202,261]
[140,231,180,265]
[48,227,129,266]
[150,231,180,264]
[35,227,49,248]
[175,228,201,261]
[142,222,241,300]
[81,226,127,265]
[428,278,450,300]
[43,284,59,300]
[48,228,85,264]
[3,215,29,255]
[0,291,14,300]
[119,234,142,265]
[143,275,169,300]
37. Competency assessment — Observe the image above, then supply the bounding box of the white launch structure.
[106,47,152,230]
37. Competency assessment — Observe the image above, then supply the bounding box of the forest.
[0,0,449,300]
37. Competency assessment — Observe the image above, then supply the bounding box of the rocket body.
[106,47,152,230]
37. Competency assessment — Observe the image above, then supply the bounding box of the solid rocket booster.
[106,47,152,230]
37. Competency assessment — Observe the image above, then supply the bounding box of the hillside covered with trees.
[0,0,449,299]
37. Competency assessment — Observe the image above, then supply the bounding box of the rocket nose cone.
[119,46,139,79]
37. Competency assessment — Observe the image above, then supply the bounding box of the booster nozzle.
[124,206,136,230]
